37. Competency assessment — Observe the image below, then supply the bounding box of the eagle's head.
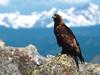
[52,14,63,24]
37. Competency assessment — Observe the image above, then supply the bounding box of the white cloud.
[0,3,100,29]
[59,0,91,4]
[6,12,41,29]
[0,0,9,6]
[0,13,10,28]
[46,23,54,28]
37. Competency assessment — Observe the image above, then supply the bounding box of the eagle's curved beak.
[52,15,56,18]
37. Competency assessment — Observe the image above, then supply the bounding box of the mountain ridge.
[0,3,100,29]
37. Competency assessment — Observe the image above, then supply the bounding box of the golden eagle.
[52,14,84,64]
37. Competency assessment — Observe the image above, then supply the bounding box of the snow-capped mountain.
[0,3,100,29]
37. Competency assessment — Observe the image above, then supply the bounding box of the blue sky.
[0,0,99,13]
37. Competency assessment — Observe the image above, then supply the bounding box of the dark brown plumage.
[52,14,84,64]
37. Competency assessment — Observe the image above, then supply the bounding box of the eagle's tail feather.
[78,52,84,64]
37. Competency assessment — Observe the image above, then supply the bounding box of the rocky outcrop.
[0,40,5,48]
[0,40,100,75]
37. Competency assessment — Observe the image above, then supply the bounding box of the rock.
[79,63,100,75]
[0,40,5,48]
[0,40,100,75]
[33,54,79,75]
[0,47,21,75]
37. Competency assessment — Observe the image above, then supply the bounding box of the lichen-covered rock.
[0,46,21,75]
[0,41,45,75]
[0,40,100,75]
[79,63,100,75]
[0,40,5,48]
[32,55,79,75]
